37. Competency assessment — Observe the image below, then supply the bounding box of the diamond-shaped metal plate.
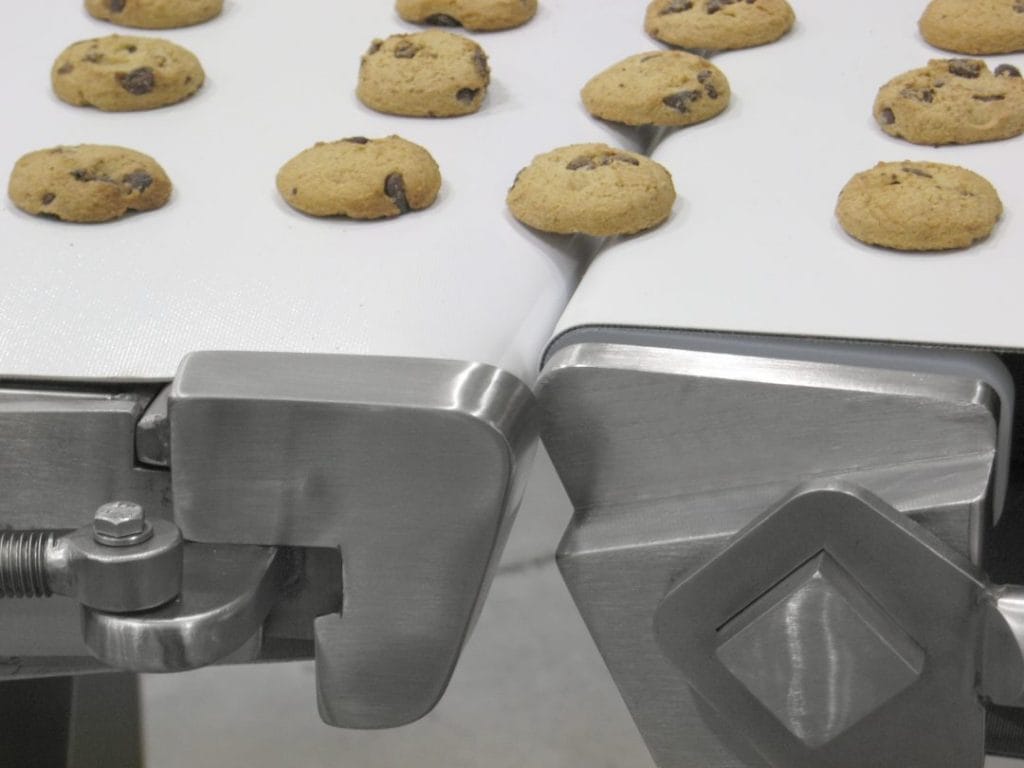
[716,552,924,748]
[654,483,988,768]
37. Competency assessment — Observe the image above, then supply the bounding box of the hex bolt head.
[93,501,148,542]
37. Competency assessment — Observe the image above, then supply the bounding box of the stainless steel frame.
[538,337,1011,768]
[1,351,537,730]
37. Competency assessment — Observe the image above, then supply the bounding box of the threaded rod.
[0,531,53,598]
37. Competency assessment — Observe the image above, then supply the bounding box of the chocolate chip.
[704,84,719,99]
[57,63,73,75]
[425,13,461,26]
[125,45,138,53]
[367,40,382,55]
[973,93,1006,102]
[70,169,113,183]
[663,90,702,112]
[291,187,297,195]
[660,0,693,13]
[707,0,739,14]
[83,51,104,63]
[41,193,55,205]
[900,87,934,103]
[385,173,410,214]
[948,59,982,78]
[566,154,640,171]
[902,166,933,178]
[122,171,153,191]
[394,41,418,59]
[880,107,895,125]
[456,87,479,103]
[697,70,713,84]
[1015,1,1024,11]
[117,67,155,95]
[108,0,125,10]
[343,136,370,144]
[995,64,1022,78]
[473,51,490,80]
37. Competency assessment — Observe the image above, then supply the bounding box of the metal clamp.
[0,501,182,613]
[1,351,536,729]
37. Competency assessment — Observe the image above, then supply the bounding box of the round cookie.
[920,0,1024,55]
[52,35,204,111]
[276,136,442,219]
[644,0,795,52]
[507,143,676,237]
[395,0,537,31]
[835,161,1002,251]
[357,30,490,117]
[874,59,1024,145]
[582,51,730,127]
[8,145,172,223]
[85,0,223,29]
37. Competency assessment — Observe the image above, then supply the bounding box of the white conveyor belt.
[0,2,651,383]
[552,0,1024,353]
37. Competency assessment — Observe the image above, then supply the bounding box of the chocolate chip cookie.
[874,59,1024,144]
[357,31,490,117]
[52,35,204,111]
[395,0,537,31]
[8,145,172,223]
[507,143,676,236]
[277,136,442,219]
[645,0,795,52]
[582,51,730,127]
[836,161,1002,251]
[85,0,223,29]
[920,0,1024,55]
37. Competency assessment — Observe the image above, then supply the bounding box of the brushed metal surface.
[170,352,537,728]
[656,485,986,767]
[538,341,1002,768]
[0,386,171,529]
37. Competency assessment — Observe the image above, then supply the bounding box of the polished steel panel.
[170,352,536,728]
[656,484,986,767]
[538,341,1002,768]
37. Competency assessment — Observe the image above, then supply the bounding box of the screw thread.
[0,531,53,598]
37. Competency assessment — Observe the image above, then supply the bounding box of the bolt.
[93,501,152,546]
[0,531,55,598]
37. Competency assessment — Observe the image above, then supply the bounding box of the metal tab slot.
[538,339,1013,768]
[1,351,536,730]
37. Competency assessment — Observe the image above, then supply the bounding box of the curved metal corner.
[168,352,538,728]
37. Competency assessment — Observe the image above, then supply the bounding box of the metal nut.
[93,501,148,541]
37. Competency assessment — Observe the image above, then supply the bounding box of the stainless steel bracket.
[538,339,1007,768]
[1,351,537,729]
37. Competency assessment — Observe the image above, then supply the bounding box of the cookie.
[52,35,204,111]
[357,30,489,117]
[395,0,537,31]
[276,136,441,219]
[644,0,795,52]
[507,143,675,236]
[920,0,1024,55]
[874,59,1024,145]
[8,145,172,223]
[582,51,730,127]
[84,0,223,29]
[835,161,1002,251]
